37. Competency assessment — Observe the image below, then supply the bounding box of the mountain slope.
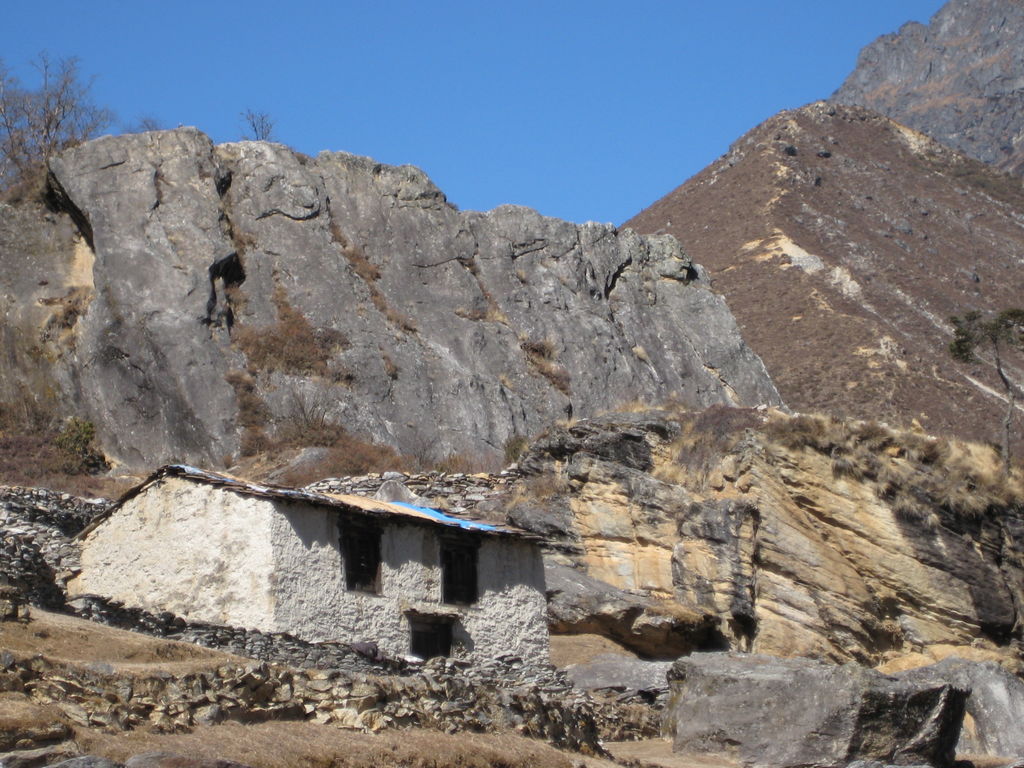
[0,129,779,470]
[834,0,1024,175]
[626,102,1024,446]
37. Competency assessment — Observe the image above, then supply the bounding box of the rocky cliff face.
[626,102,1024,451]
[833,0,1024,176]
[504,408,1024,669]
[0,129,780,469]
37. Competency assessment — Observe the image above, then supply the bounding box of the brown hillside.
[625,102,1024,448]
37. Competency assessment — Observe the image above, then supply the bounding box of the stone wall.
[0,652,655,752]
[306,469,520,516]
[0,486,107,608]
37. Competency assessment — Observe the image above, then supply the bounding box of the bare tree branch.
[241,109,276,142]
[0,53,114,194]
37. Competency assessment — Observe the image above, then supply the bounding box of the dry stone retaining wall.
[306,469,520,515]
[0,648,655,751]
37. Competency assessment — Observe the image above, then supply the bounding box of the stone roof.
[77,464,538,541]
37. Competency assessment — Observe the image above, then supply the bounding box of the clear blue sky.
[5,1,944,224]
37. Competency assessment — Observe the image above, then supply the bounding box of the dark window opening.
[340,522,381,593]
[409,615,453,659]
[441,538,478,605]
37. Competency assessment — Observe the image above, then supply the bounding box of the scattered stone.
[0,741,80,768]
[50,758,123,768]
[124,754,253,768]
[564,654,673,705]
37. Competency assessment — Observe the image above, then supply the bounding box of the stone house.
[71,465,549,663]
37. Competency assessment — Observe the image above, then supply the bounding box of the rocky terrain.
[5,407,1024,766]
[500,408,1024,671]
[7,2,1024,764]
[626,102,1024,450]
[0,129,779,473]
[834,0,1024,176]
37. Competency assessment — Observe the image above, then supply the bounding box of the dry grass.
[503,435,529,465]
[77,721,589,768]
[0,692,71,751]
[225,370,271,429]
[271,439,412,486]
[234,285,348,377]
[657,406,765,488]
[432,453,484,475]
[39,286,92,340]
[763,412,1024,521]
[231,226,258,256]
[548,634,637,668]
[521,338,571,395]
[0,609,241,673]
[0,391,124,496]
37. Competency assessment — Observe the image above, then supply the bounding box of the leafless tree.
[0,53,114,193]
[125,114,163,133]
[241,108,276,141]
[950,308,1024,471]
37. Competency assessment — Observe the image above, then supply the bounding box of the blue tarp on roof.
[390,501,499,532]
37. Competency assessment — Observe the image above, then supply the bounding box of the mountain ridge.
[626,100,1024,450]
[833,0,1024,176]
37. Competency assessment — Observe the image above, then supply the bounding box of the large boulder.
[564,653,672,701]
[900,657,1024,759]
[544,563,723,659]
[667,653,967,768]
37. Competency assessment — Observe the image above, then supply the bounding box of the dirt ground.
[0,608,245,674]
[548,633,637,668]
[606,739,739,768]
[77,721,623,768]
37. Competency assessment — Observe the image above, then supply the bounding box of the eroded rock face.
[834,0,1024,176]
[0,129,780,468]
[505,410,1024,665]
[667,653,967,768]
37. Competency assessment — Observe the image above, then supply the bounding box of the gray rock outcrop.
[0,129,780,469]
[667,653,967,768]
[900,657,1024,759]
[834,0,1024,175]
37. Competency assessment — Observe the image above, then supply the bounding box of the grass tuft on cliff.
[763,411,1023,520]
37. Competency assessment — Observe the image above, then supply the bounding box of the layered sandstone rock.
[505,409,1024,667]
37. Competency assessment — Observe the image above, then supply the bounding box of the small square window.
[340,522,381,593]
[408,615,453,659]
[441,537,478,605]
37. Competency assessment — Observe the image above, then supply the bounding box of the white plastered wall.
[73,477,278,629]
[268,501,549,662]
[75,482,549,663]
[462,537,549,663]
